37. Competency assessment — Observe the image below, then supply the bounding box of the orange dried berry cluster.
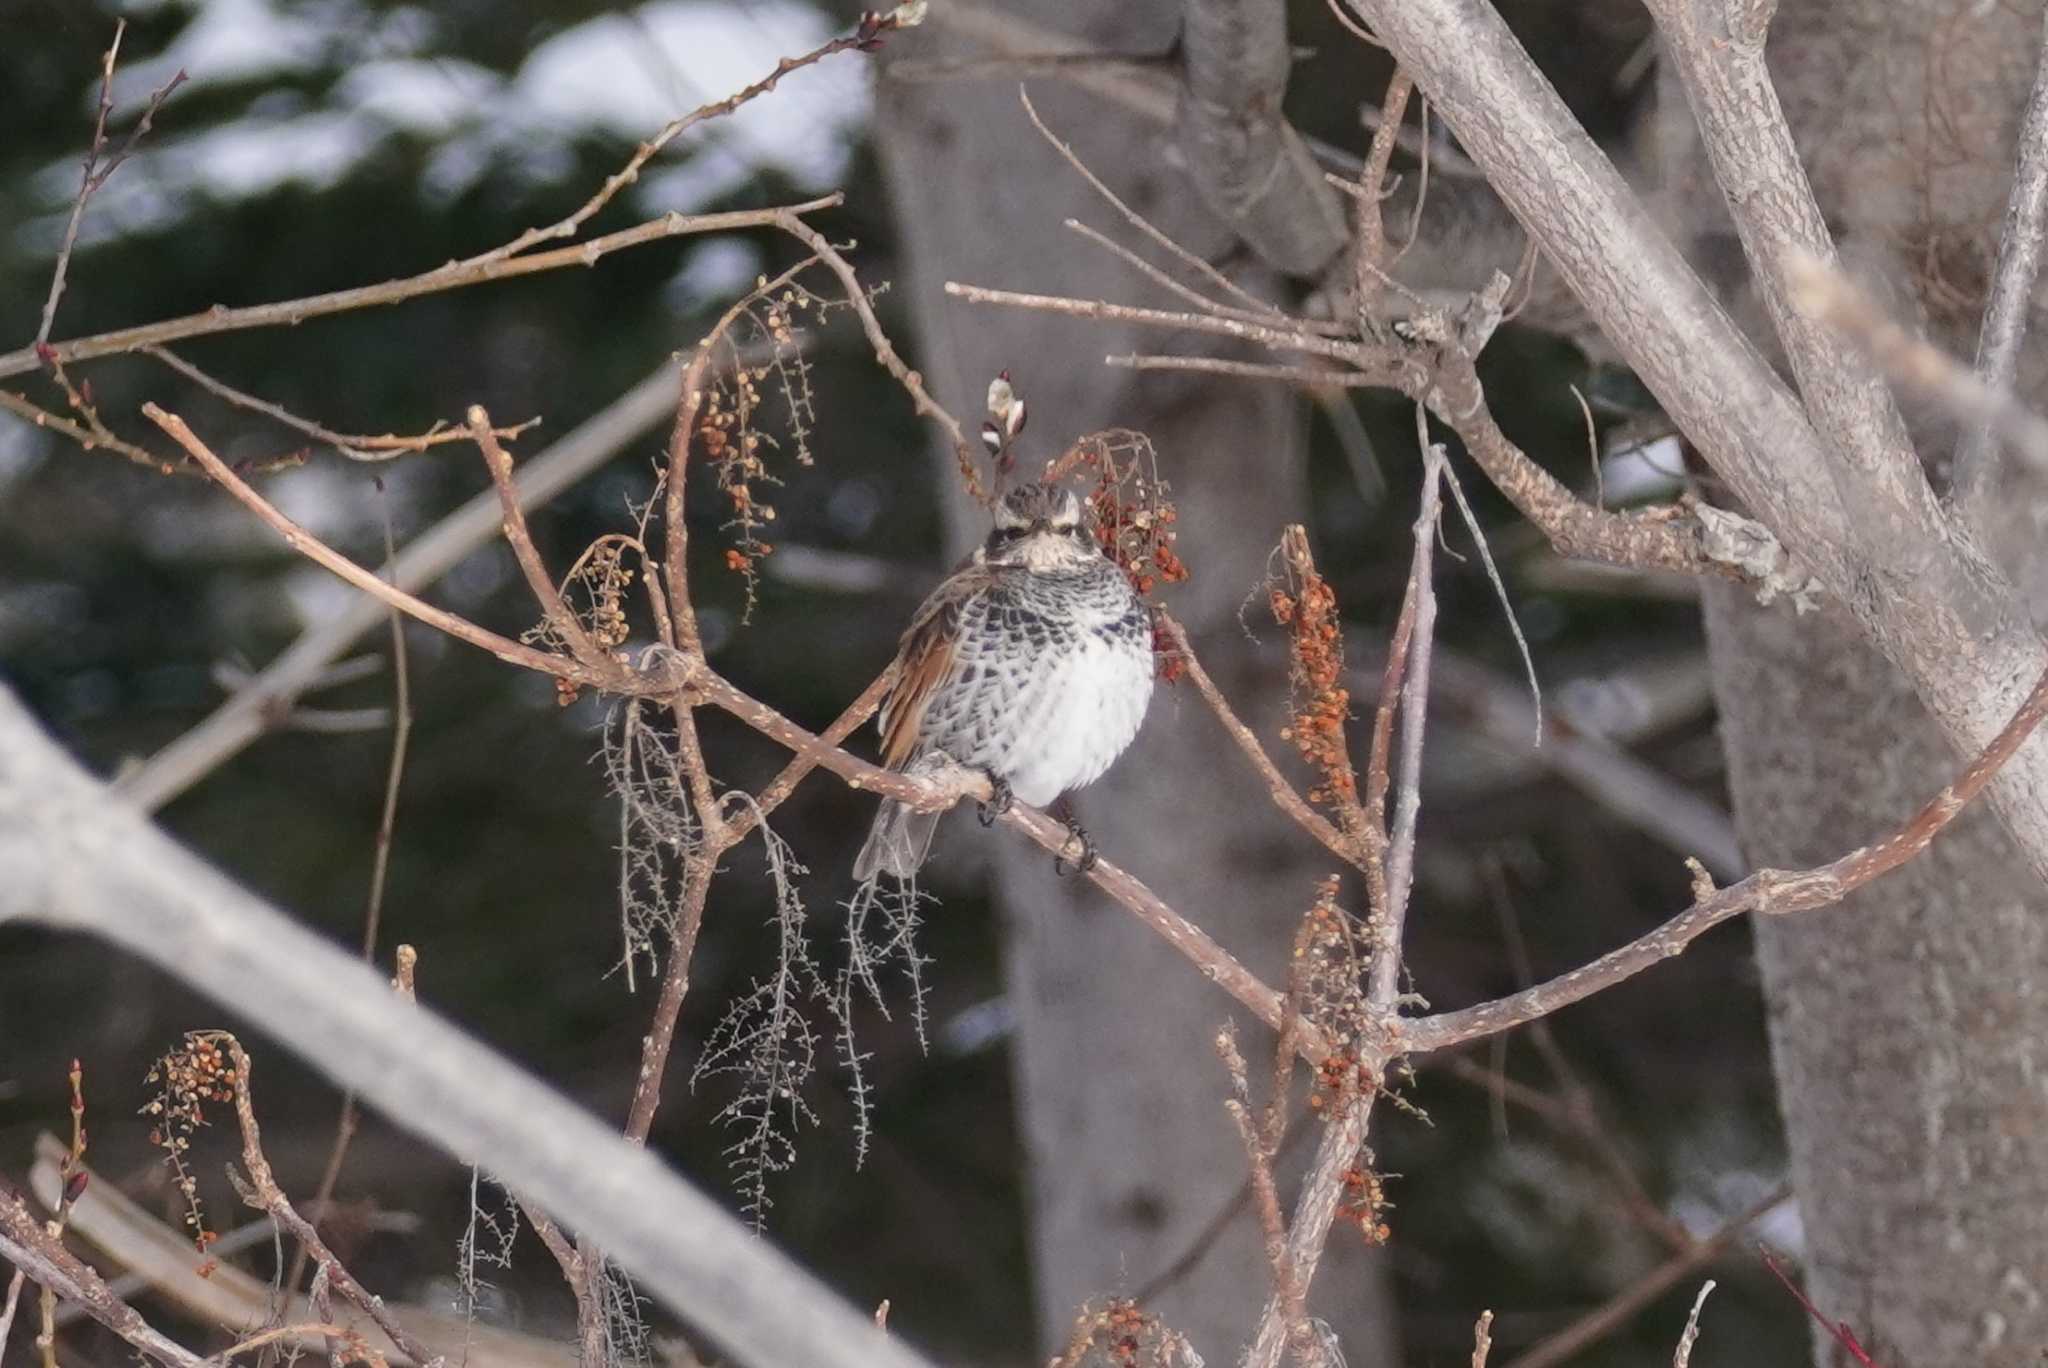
[1088,483,1188,597]
[1064,1294,1163,1368]
[1272,570,1357,811]
[1339,1160,1393,1245]
[1309,1049,1378,1111]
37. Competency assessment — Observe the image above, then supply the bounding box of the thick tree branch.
[1338,0,2048,891]
[1177,0,1349,275]
[1650,0,1924,525]
[0,687,935,1368]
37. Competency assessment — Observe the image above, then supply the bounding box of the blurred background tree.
[1,1,1812,1365]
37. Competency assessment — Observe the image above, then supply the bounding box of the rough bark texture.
[1674,2,2048,1361]
[1702,591,2048,1366]
[874,8,1397,1359]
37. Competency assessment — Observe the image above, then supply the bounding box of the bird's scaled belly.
[998,640,1153,806]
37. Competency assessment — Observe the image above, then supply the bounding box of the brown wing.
[877,567,984,769]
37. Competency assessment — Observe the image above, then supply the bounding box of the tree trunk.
[1676,1,2048,1360]
[874,11,1398,1360]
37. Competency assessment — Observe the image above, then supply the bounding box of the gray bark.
[0,687,933,1368]
[1703,591,2048,1366]
[874,7,1397,1360]
[1675,2,2048,1361]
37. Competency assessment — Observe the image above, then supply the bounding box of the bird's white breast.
[998,630,1155,806]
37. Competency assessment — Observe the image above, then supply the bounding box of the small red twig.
[1762,1249,1885,1368]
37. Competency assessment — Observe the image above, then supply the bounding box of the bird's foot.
[977,772,1014,827]
[1054,814,1098,878]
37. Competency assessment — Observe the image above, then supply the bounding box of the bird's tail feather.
[854,799,942,882]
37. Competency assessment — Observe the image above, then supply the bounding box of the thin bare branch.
[121,360,681,811]
[1953,5,2048,515]
[1790,253,2048,483]
[142,404,614,688]
[1503,1194,1774,1368]
[946,281,1360,361]
[471,405,604,666]
[221,1040,446,1368]
[0,1185,201,1368]
[472,25,891,267]
[1020,87,1280,315]
[147,347,533,459]
[37,23,187,348]
[1376,440,1447,996]
[1157,613,1363,870]
[1355,70,1415,318]
[0,384,165,469]
[0,1269,23,1361]
[1404,652,2048,1053]
[1,200,841,382]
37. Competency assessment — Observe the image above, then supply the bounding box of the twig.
[1066,220,1345,333]
[37,23,187,348]
[0,1184,201,1368]
[1762,1250,1884,1368]
[287,507,415,1298]
[1020,88,1279,316]
[1789,252,2048,485]
[1403,652,2048,1053]
[1953,5,2048,514]
[471,24,893,268]
[1504,1193,1779,1368]
[946,281,1360,361]
[142,404,615,689]
[1671,1280,1715,1368]
[216,1322,383,1366]
[146,347,534,460]
[0,1270,23,1360]
[1355,70,1415,319]
[1,200,841,382]
[774,217,984,501]
[1108,353,1386,386]
[1217,1026,1302,1329]
[471,406,604,667]
[1438,457,1541,744]
[221,1041,445,1368]
[0,386,165,469]
[1246,453,1449,1368]
[1157,613,1362,869]
[1376,441,1446,962]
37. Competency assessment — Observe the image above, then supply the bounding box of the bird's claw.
[1053,818,1097,877]
[977,773,1013,827]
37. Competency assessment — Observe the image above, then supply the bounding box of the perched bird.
[854,482,1156,881]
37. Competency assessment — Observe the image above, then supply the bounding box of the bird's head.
[979,483,1099,572]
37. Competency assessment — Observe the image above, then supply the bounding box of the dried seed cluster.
[1040,428,1190,680]
[1053,1297,1196,1368]
[141,1030,237,1250]
[697,279,824,612]
[1271,557,1357,818]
